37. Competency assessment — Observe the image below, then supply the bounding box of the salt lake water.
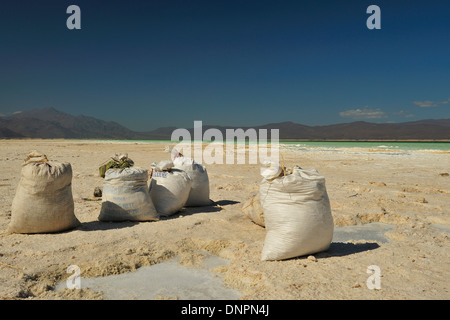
[279,141,450,152]
[98,139,450,152]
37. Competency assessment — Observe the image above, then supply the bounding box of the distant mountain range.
[1,107,449,141]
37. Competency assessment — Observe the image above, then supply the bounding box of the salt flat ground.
[0,139,449,299]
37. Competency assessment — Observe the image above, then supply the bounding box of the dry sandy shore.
[0,139,449,300]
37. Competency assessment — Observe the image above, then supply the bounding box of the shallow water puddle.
[332,222,396,243]
[431,224,450,233]
[55,223,401,299]
[57,254,242,300]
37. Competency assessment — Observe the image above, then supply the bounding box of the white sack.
[149,165,192,216]
[260,166,334,261]
[173,156,211,206]
[99,167,158,222]
[8,151,79,234]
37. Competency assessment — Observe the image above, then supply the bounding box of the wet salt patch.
[431,224,450,233]
[332,222,396,243]
[57,254,242,300]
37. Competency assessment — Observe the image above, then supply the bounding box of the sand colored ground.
[0,139,449,300]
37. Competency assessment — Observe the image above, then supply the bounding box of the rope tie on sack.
[22,151,49,166]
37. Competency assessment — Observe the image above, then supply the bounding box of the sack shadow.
[77,220,141,232]
[75,199,241,229]
[77,201,157,231]
[317,242,380,259]
[213,200,240,206]
[162,199,240,220]
[285,242,380,262]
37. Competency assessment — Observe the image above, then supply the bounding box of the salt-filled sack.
[149,160,192,216]
[260,165,334,261]
[8,151,80,234]
[172,156,211,207]
[99,167,158,222]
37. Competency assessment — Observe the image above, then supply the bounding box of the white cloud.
[413,98,450,108]
[339,106,387,120]
[413,100,438,108]
[440,98,450,104]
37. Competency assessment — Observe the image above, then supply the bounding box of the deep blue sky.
[0,0,449,131]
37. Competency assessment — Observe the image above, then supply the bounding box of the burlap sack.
[173,157,211,207]
[99,167,159,222]
[260,166,334,261]
[8,151,79,234]
[149,161,192,216]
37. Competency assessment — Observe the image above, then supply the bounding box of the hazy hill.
[0,107,147,139]
[1,107,449,140]
[172,120,450,140]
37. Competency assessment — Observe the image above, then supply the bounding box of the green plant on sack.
[99,154,134,178]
